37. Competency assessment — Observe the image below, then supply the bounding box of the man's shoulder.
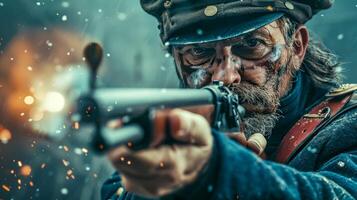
[302,84,357,147]
[292,105,357,167]
[289,89,357,169]
[315,100,357,151]
[316,86,357,142]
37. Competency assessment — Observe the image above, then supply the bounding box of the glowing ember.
[24,96,35,105]
[20,165,32,176]
[62,160,70,167]
[29,181,34,187]
[127,142,133,147]
[73,122,80,129]
[2,184,10,192]
[43,91,65,112]
[66,169,73,176]
[0,128,12,144]
[63,146,69,152]
[18,161,23,167]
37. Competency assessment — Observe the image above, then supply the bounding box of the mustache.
[228,80,281,138]
[229,81,280,114]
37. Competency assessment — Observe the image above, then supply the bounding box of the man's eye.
[190,47,214,57]
[231,38,272,60]
[243,38,265,48]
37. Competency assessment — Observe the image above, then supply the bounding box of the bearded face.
[172,21,303,138]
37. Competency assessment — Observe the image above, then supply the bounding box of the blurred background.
[0,1,356,199]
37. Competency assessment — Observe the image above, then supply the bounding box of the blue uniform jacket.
[101,72,357,199]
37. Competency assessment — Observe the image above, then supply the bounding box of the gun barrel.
[90,88,215,123]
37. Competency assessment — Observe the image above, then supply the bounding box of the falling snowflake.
[307,146,317,153]
[337,34,344,40]
[61,188,68,195]
[61,15,68,21]
[46,40,53,47]
[117,13,127,21]
[337,161,345,168]
[196,29,203,35]
[61,1,69,8]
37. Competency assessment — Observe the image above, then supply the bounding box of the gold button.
[266,5,274,11]
[204,5,218,17]
[285,1,294,10]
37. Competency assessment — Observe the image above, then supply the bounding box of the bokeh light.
[20,165,32,176]
[24,96,35,105]
[43,92,65,113]
[0,128,12,144]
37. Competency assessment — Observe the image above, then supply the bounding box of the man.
[102,0,357,199]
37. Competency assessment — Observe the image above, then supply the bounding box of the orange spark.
[62,160,69,167]
[63,145,69,152]
[73,122,80,129]
[20,165,32,176]
[0,128,12,144]
[2,184,10,192]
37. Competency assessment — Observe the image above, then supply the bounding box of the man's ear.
[292,25,309,62]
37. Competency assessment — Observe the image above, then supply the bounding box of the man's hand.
[107,109,213,197]
[226,132,267,158]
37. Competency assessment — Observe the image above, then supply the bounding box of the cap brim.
[168,12,284,46]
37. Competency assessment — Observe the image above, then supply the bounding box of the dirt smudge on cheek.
[187,68,210,88]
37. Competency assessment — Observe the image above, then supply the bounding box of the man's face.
[172,21,301,137]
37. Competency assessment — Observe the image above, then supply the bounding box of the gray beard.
[229,63,292,138]
[242,112,280,138]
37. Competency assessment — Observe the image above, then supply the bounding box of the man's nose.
[211,46,241,85]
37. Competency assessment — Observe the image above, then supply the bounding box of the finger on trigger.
[247,133,267,155]
[169,109,211,146]
[151,109,170,147]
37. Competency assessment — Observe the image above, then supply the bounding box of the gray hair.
[277,16,342,88]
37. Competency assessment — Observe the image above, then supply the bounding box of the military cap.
[140,0,333,45]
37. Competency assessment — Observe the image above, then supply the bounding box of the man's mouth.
[229,82,279,114]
